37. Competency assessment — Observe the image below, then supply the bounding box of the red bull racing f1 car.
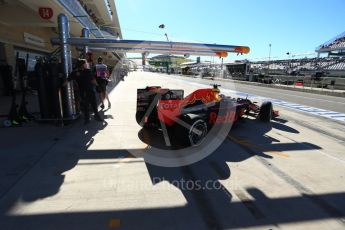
[136,84,279,146]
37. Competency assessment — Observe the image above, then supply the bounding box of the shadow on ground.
[142,118,334,229]
[0,79,344,229]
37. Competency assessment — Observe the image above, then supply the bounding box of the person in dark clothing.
[66,59,103,124]
[0,64,14,96]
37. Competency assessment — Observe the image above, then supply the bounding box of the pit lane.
[0,71,344,230]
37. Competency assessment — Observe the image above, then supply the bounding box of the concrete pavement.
[0,71,344,230]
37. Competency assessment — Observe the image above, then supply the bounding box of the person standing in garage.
[95,57,111,109]
[66,59,103,124]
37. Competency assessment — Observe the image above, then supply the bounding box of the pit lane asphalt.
[163,74,345,114]
[0,71,344,230]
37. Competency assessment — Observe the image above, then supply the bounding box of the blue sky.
[117,0,344,62]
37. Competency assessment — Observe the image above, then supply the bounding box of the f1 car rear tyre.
[188,119,208,146]
[176,117,208,146]
[136,110,158,129]
[136,112,145,127]
[259,101,272,122]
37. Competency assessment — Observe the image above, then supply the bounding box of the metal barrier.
[167,68,345,94]
[267,76,345,92]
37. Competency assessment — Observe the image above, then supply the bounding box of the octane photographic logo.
[116,41,237,167]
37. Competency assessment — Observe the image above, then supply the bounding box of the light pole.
[221,57,224,78]
[158,24,169,42]
[159,24,170,73]
[286,52,291,74]
[268,43,272,75]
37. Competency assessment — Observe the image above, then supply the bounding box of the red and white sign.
[38,7,53,20]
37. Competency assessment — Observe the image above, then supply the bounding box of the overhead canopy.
[51,38,250,57]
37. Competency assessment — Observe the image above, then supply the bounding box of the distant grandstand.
[175,32,345,80]
[176,55,345,80]
[250,57,345,76]
[316,31,345,56]
[247,32,345,78]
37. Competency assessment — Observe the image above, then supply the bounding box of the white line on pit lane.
[236,83,345,105]
[184,81,345,123]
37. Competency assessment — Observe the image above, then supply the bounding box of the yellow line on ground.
[227,135,290,158]
[116,145,149,164]
[108,218,121,228]
[116,155,136,164]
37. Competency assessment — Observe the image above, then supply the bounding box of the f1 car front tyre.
[259,101,272,122]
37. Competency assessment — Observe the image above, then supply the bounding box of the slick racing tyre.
[188,119,208,146]
[176,115,208,146]
[259,101,273,122]
[136,111,146,127]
